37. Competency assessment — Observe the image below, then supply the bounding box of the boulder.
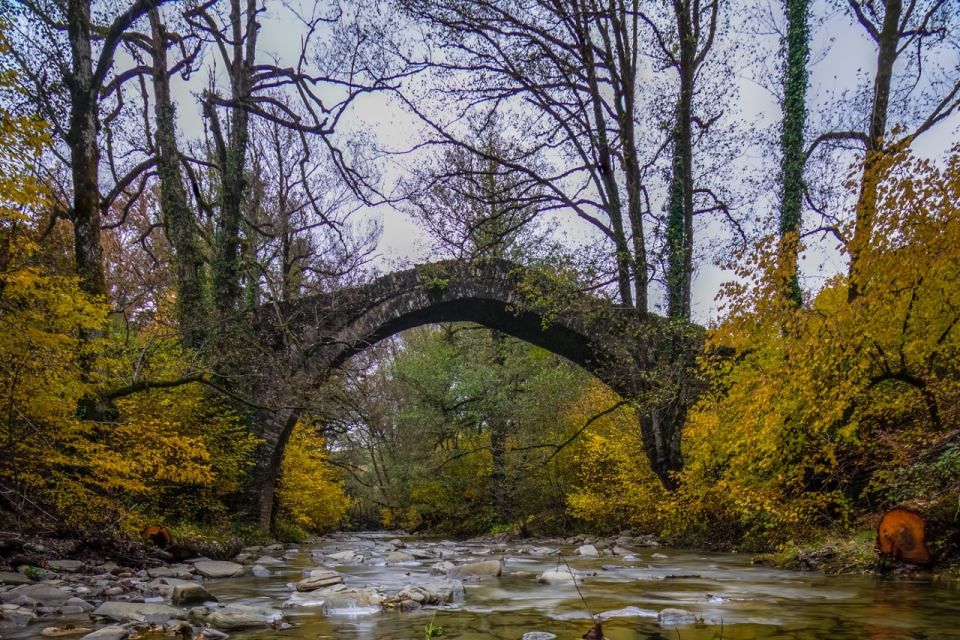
[48,560,84,573]
[170,583,216,606]
[296,570,344,592]
[388,539,404,549]
[385,551,415,563]
[454,559,502,577]
[577,544,600,557]
[250,565,272,578]
[394,579,463,606]
[521,634,557,640]
[91,602,184,623]
[0,571,34,585]
[254,556,283,566]
[1,606,36,627]
[192,561,245,579]
[1,584,72,606]
[308,585,384,609]
[327,550,358,562]
[188,604,283,630]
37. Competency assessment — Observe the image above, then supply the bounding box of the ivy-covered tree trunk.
[150,10,207,348]
[778,0,810,307]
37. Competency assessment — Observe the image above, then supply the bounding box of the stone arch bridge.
[247,259,702,528]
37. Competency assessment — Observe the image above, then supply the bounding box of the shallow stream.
[221,532,960,639]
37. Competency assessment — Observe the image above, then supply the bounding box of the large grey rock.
[78,625,130,640]
[327,550,359,562]
[254,556,283,566]
[385,551,414,563]
[170,583,216,606]
[1,606,36,627]
[577,544,600,557]
[192,561,245,579]
[48,560,84,573]
[147,565,193,580]
[454,559,502,577]
[296,570,344,592]
[522,633,557,640]
[1,584,72,605]
[307,585,384,609]
[250,565,272,578]
[0,571,34,585]
[92,601,184,623]
[188,604,283,630]
[395,579,463,605]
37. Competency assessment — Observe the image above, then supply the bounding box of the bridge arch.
[248,259,700,529]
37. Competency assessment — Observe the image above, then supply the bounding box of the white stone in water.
[254,556,283,565]
[537,569,581,584]
[251,565,271,578]
[657,607,698,626]
[521,633,557,640]
[577,544,600,557]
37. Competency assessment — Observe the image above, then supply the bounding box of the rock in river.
[296,570,344,592]
[188,604,283,630]
[92,601,185,623]
[454,559,502,577]
[192,561,245,579]
[171,583,216,606]
[577,544,600,557]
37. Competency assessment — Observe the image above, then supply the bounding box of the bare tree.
[400,0,653,310]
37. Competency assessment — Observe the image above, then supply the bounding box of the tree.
[778,0,810,307]
[806,1,959,301]
[401,0,652,309]
[6,0,174,298]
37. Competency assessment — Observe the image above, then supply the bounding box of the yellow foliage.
[565,381,666,533]
[672,147,960,548]
[277,422,352,533]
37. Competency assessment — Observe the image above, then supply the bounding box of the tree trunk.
[666,1,695,321]
[211,0,256,321]
[67,0,107,299]
[150,10,207,348]
[848,0,901,302]
[778,0,810,307]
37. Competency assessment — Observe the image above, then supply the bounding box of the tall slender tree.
[778,0,810,307]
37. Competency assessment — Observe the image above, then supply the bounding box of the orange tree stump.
[877,507,931,565]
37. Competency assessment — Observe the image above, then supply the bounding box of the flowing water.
[215,532,960,640]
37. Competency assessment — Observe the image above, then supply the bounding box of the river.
[223,532,959,639]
